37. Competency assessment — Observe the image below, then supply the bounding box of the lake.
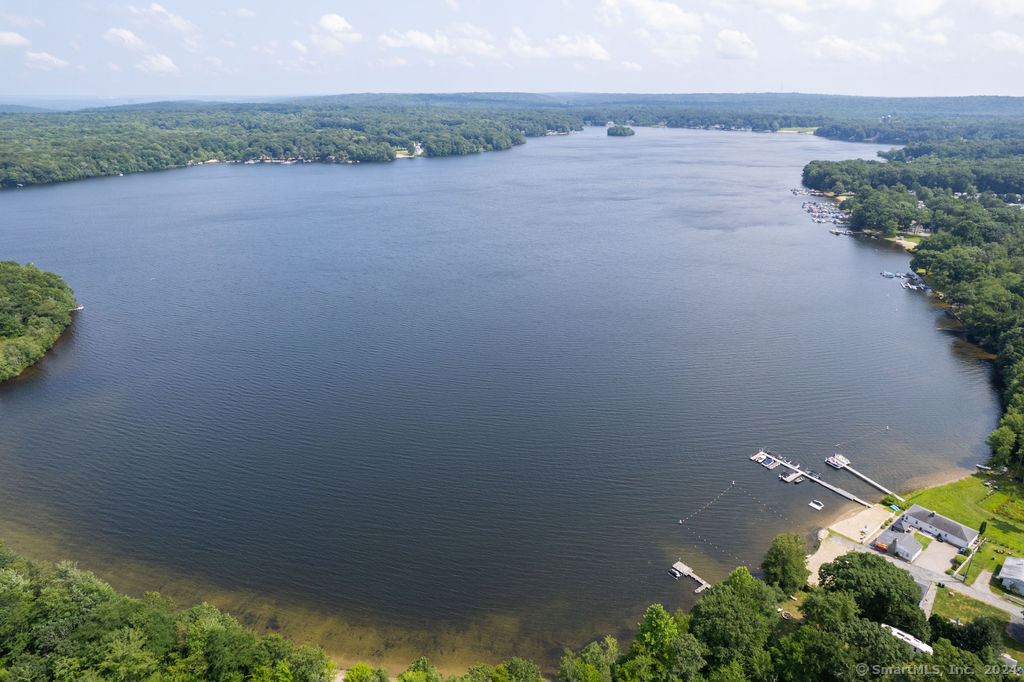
[0,127,1000,671]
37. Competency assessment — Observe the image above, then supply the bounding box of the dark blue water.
[0,127,999,667]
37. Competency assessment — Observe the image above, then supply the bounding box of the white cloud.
[378,55,408,67]
[508,27,549,58]
[0,31,29,46]
[136,52,178,72]
[291,40,307,53]
[776,13,809,32]
[991,31,1024,54]
[892,0,944,20]
[446,0,460,10]
[716,29,758,59]
[129,3,195,33]
[226,8,255,19]
[973,0,1024,17]
[25,51,69,70]
[812,34,903,62]
[451,23,500,58]
[599,0,700,63]
[104,27,146,50]
[379,24,500,59]
[549,34,610,60]
[107,62,122,71]
[379,29,452,53]
[311,13,362,52]
[598,0,701,33]
[622,60,642,70]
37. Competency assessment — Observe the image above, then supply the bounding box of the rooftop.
[902,504,978,544]
[1000,556,1024,583]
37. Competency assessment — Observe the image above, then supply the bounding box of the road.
[820,534,1024,640]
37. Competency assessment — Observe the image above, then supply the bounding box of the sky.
[1,0,1023,101]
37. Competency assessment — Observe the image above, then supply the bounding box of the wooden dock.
[672,560,711,594]
[837,464,904,502]
[769,458,873,508]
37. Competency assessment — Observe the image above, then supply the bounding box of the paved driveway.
[916,539,960,574]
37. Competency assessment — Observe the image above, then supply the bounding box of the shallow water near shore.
[0,127,999,671]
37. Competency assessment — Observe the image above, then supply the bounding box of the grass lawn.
[777,126,818,133]
[904,474,1024,584]
[932,587,1024,662]
[915,532,933,550]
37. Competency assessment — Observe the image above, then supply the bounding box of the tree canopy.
[0,261,76,382]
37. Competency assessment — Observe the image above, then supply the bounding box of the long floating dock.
[755,453,873,508]
[672,560,711,593]
[838,464,904,502]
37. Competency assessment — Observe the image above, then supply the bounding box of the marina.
[750,450,873,508]
[670,560,711,594]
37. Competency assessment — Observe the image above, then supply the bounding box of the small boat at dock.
[750,451,768,463]
[881,271,895,278]
[825,453,850,469]
[808,500,824,511]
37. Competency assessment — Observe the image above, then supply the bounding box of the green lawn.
[932,588,1024,662]
[904,474,1024,584]
[777,126,818,133]
[915,532,933,550]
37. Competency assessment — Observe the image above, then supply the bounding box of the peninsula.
[0,261,76,382]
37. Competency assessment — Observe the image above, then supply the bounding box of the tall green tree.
[760,533,810,593]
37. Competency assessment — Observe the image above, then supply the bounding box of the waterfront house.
[892,505,979,549]
[999,557,1024,595]
[873,529,923,563]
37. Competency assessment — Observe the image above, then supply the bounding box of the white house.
[1000,557,1024,596]
[892,505,978,549]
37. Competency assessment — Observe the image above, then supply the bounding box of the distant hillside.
[0,104,49,113]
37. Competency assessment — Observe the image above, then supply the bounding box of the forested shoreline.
[3,92,1024,189]
[2,536,1013,680]
[800,134,1024,471]
[0,261,76,382]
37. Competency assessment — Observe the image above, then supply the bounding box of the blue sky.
[1,0,1022,99]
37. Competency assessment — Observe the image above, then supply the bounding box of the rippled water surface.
[0,127,1000,668]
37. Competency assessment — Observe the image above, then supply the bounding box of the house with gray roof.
[999,556,1024,596]
[892,504,979,549]
[873,529,923,563]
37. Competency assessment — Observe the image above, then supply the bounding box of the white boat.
[808,500,824,511]
[825,453,850,469]
[668,566,682,579]
[750,451,768,463]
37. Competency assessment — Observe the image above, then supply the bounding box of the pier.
[753,452,873,508]
[836,464,904,501]
[672,560,711,594]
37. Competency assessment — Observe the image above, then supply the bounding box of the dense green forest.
[4,93,1024,188]
[2,537,1011,681]
[0,543,335,681]
[606,125,635,137]
[801,137,1024,472]
[0,261,76,382]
